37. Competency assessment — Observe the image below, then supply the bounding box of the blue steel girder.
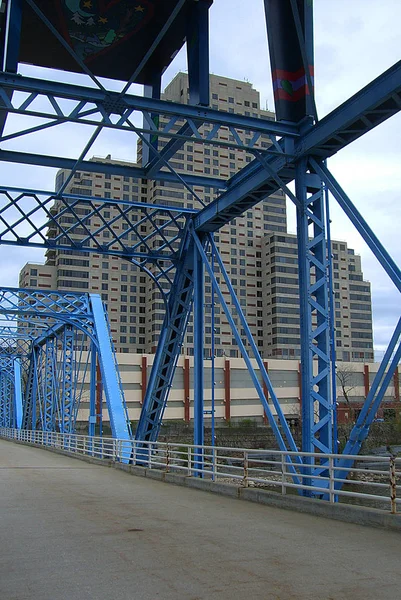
[13,357,23,429]
[0,286,132,439]
[42,336,57,432]
[0,186,193,263]
[22,346,39,429]
[296,160,332,456]
[0,73,297,160]
[60,325,74,434]
[90,295,132,441]
[135,232,198,442]
[194,231,301,458]
[195,59,401,233]
[0,370,13,428]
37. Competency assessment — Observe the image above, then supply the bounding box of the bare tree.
[336,363,357,421]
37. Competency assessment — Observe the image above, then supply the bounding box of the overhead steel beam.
[195,60,401,232]
[0,73,298,137]
[296,60,401,158]
[0,149,225,190]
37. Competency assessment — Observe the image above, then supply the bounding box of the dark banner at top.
[17,0,211,84]
[265,0,314,123]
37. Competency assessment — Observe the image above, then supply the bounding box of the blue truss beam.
[296,163,333,456]
[195,60,401,232]
[298,60,401,158]
[60,326,74,434]
[23,347,38,429]
[0,149,225,191]
[90,295,131,442]
[135,236,195,442]
[198,232,301,457]
[0,186,192,266]
[43,336,57,432]
[311,160,401,293]
[0,72,298,139]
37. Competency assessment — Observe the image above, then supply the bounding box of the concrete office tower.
[261,233,374,362]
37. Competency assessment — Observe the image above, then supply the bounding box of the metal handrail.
[1,427,399,514]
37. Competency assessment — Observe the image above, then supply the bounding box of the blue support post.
[61,325,74,433]
[89,343,97,437]
[135,240,195,442]
[295,160,333,456]
[90,295,132,442]
[210,239,216,449]
[23,347,38,430]
[186,0,210,106]
[324,179,338,453]
[0,0,22,137]
[193,237,205,474]
[0,372,6,427]
[13,358,23,429]
[193,232,301,460]
[43,337,57,432]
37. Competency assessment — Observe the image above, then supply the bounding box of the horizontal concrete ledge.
[3,436,401,532]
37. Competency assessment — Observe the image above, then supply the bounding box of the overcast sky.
[1,0,400,359]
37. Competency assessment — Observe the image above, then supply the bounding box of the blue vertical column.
[0,372,7,427]
[23,347,39,430]
[135,243,195,442]
[89,343,97,437]
[186,0,210,106]
[61,325,74,433]
[43,337,57,432]
[193,238,204,474]
[13,358,23,429]
[0,0,23,138]
[90,294,132,441]
[296,159,333,456]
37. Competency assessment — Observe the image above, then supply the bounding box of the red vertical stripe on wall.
[394,366,400,402]
[184,357,190,422]
[298,362,302,412]
[364,364,370,398]
[224,359,231,421]
[141,355,147,405]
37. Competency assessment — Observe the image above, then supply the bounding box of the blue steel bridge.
[0,0,401,499]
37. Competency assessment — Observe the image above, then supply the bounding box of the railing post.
[390,456,397,514]
[329,456,335,503]
[281,453,287,495]
[212,448,217,481]
[132,440,137,465]
[148,443,152,469]
[166,442,170,472]
[243,450,249,488]
[187,446,192,477]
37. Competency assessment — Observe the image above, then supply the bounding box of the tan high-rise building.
[19,73,373,361]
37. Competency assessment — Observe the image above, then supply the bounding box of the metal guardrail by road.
[1,428,400,514]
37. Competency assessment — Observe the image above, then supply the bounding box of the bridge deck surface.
[1,439,400,600]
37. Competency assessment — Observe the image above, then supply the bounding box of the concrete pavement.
[1,439,400,600]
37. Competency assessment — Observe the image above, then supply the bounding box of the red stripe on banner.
[274,86,310,102]
[272,65,314,81]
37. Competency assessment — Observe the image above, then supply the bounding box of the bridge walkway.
[1,439,400,600]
